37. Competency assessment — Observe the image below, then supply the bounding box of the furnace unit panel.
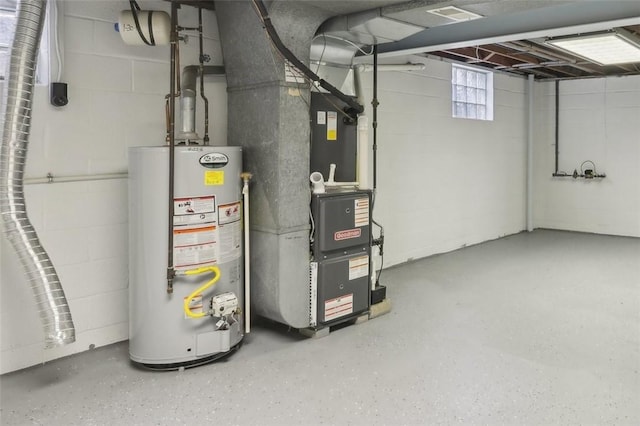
[310,191,371,327]
[310,92,357,182]
[312,193,370,253]
[316,252,370,324]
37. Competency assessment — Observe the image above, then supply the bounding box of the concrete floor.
[1,230,639,425]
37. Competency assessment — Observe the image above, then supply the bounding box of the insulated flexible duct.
[0,0,75,348]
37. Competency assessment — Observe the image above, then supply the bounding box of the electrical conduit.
[0,0,75,348]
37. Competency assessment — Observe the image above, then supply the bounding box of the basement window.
[452,64,493,120]
[0,0,49,84]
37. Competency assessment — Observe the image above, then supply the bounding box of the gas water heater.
[128,145,244,369]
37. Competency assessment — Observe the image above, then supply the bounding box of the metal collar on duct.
[0,0,75,348]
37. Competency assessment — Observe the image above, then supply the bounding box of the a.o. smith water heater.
[128,145,244,369]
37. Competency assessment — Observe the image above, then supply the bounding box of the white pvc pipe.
[356,63,426,73]
[241,172,252,333]
[310,172,325,194]
[24,172,128,185]
[527,74,534,232]
[327,164,336,184]
[357,115,370,190]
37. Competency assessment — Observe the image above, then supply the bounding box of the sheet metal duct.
[0,0,75,348]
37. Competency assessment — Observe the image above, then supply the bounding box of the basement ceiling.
[183,1,640,80]
[308,0,640,80]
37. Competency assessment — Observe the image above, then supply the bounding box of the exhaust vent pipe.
[1,0,75,348]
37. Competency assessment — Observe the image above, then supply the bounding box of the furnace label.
[327,111,337,141]
[317,111,326,125]
[354,198,369,227]
[349,255,369,280]
[324,294,353,322]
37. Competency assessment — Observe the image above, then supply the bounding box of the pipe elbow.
[310,172,325,194]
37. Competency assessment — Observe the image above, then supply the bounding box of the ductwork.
[179,65,225,141]
[0,0,75,348]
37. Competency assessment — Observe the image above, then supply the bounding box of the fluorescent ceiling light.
[547,30,640,65]
[426,6,482,22]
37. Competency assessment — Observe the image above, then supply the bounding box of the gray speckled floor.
[1,230,639,425]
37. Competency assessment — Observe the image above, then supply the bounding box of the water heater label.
[218,221,242,264]
[173,225,219,270]
[354,198,369,227]
[349,255,369,280]
[174,196,215,216]
[174,212,216,226]
[204,171,224,186]
[324,294,353,322]
[218,202,241,225]
[199,152,228,168]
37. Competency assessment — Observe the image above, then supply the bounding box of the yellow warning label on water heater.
[204,171,224,186]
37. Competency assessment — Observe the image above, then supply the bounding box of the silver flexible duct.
[1,0,75,348]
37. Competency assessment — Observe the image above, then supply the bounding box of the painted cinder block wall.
[360,58,529,268]
[0,0,226,374]
[3,2,638,374]
[533,76,640,237]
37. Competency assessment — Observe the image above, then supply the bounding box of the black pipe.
[554,80,559,174]
[198,7,210,145]
[251,0,363,117]
[166,1,178,294]
[372,45,379,191]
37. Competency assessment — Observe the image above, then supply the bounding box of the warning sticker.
[349,255,369,280]
[174,196,215,216]
[184,294,203,319]
[317,111,326,125]
[324,294,353,322]
[327,111,337,141]
[218,221,242,263]
[354,198,369,227]
[219,202,241,225]
[205,171,224,186]
[173,225,219,270]
[174,212,216,226]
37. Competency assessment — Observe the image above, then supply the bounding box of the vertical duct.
[216,1,328,327]
[0,0,75,348]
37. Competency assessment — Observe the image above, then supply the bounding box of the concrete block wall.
[0,0,226,374]
[533,76,640,236]
[360,57,529,268]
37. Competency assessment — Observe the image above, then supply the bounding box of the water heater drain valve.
[210,292,238,317]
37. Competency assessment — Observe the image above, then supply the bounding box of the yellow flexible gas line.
[183,266,221,319]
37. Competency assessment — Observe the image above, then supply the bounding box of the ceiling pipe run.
[375,1,640,57]
[0,0,75,348]
[355,63,425,72]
